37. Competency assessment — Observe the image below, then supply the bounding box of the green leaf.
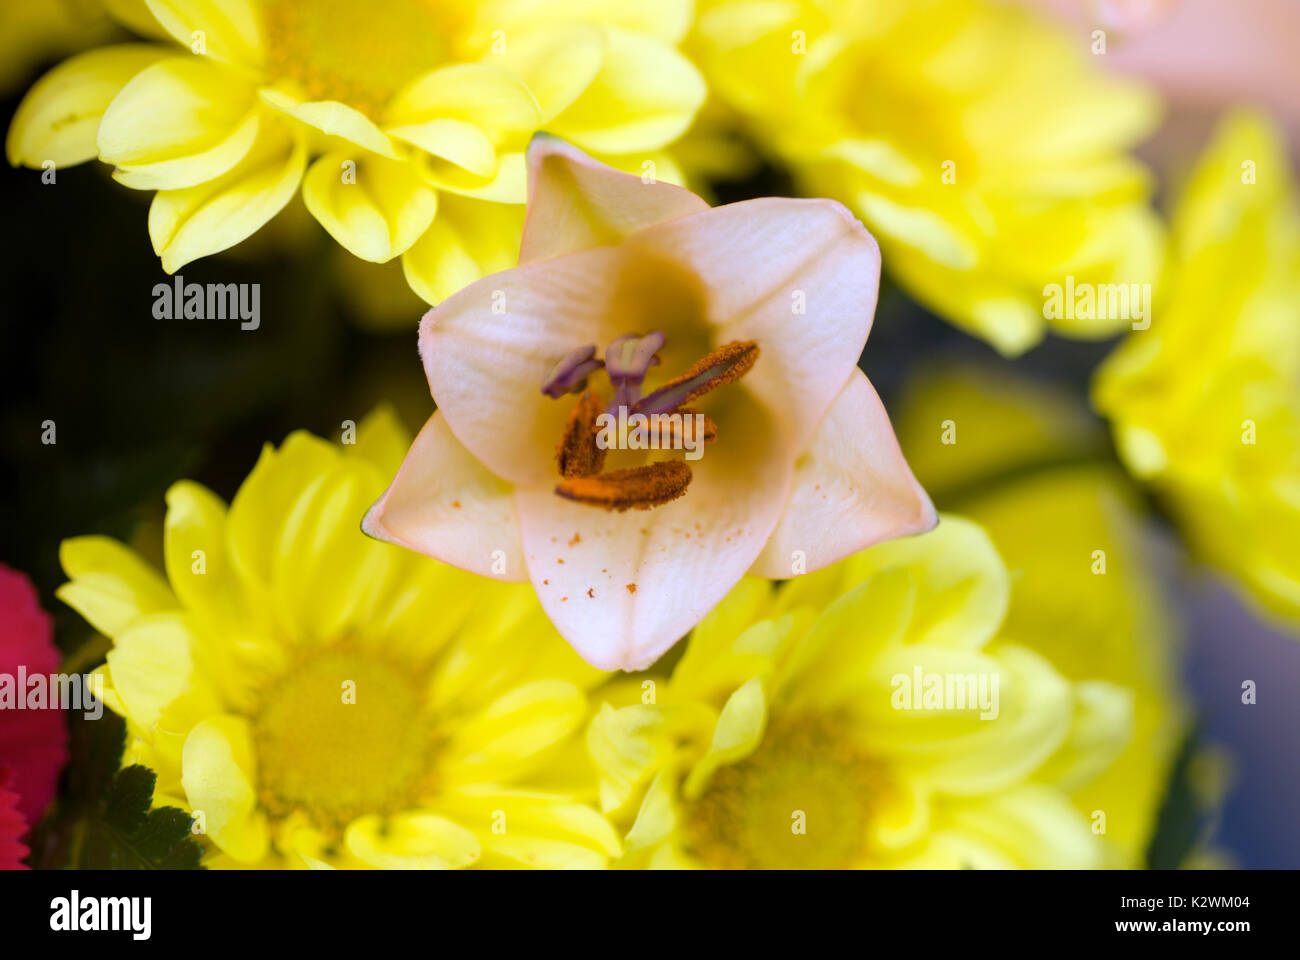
[30,713,205,870]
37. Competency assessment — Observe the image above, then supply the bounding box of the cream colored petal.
[752,370,936,577]
[418,242,630,486]
[362,412,526,582]
[519,134,707,263]
[629,196,881,448]
[515,394,794,671]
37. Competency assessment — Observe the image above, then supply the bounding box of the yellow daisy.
[589,515,1177,868]
[57,408,619,869]
[7,0,706,304]
[688,0,1165,355]
[1094,110,1300,623]
[892,363,1189,866]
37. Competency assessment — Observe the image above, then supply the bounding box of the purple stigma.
[541,344,604,398]
[604,331,664,411]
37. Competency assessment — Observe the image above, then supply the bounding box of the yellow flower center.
[682,713,890,869]
[263,0,453,116]
[253,651,435,829]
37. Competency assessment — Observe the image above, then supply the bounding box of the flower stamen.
[556,391,607,479]
[633,340,760,417]
[556,461,692,511]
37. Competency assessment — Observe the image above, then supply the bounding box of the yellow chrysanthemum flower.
[892,364,1190,866]
[688,0,1165,355]
[1094,110,1300,623]
[7,0,705,304]
[590,515,1175,868]
[57,408,620,869]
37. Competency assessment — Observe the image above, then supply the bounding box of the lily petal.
[752,369,936,577]
[629,196,881,447]
[520,134,708,264]
[514,394,793,670]
[419,243,631,487]
[363,413,526,582]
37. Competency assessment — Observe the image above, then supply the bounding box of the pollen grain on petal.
[555,460,693,511]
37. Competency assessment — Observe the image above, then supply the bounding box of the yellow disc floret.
[263,0,449,116]
[683,713,890,870]
[253,650,435,829]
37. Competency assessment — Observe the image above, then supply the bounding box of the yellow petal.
[106,612,214,736]
[441,680,588,784]
[432,788,621,868]
[585,703,665,814]
[162,480,252,634]
[490,23,603,124]
[401,193,523,304]
[386,63,541,140]
[181,715,269,863]
[344,812,480,869]
[683,677,768,798]
[550,27,705,155]
[143,0,262,66]
[225,431,339,589]
[418,148,526,202]
[484,0,694,45]
[98,56,258,190]
[387,118,496,177]
[149,120,306,272]
[302,150,437,262]
[6,45,167,168]
[56,535,176,637]
[623,770,678,854]
[260,87,397,158]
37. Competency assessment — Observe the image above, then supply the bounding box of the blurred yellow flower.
[893,364,1190,866]
[1094,111,1300,623]
[589,515,1176,868]
[6,0,705,304]
[0,0,122,96]
[689,0,1165,355]
[57,408,618,869]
